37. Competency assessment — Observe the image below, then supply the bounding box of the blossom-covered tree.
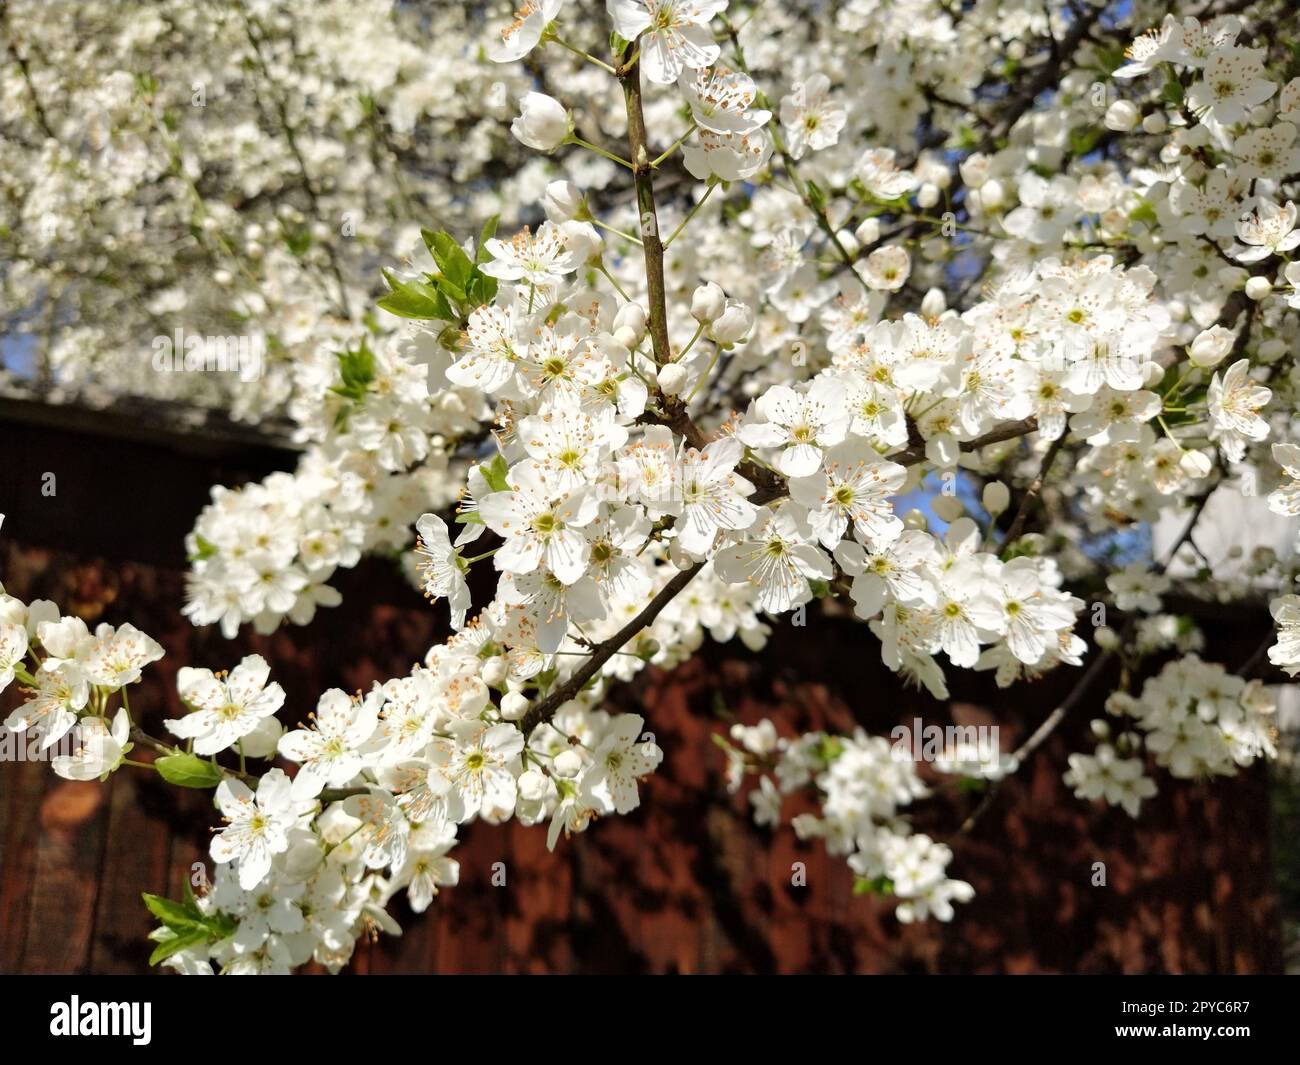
[3,0,1299,973]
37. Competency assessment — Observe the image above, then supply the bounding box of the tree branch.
[1002,432,1067,546]
[957,645,1115,835]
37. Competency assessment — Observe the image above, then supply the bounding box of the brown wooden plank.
[0,757,49,971]
[21,778,109,972]
[89,771,174,973]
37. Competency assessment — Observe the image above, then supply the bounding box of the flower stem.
[651,122,697,167]
[547,34,616,74]
[568,135,633,170]
[590,216,643,245]
[664,182,717,248]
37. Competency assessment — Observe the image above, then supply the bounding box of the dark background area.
[0,401,1285,973]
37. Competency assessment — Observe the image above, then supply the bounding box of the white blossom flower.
[788,442,905,550]
[674,436,758,555]
[579,713,662,814]
[415,513,471,628]
[780,74,846,159]
[479,463,599,585]
[714,509,833,613]
[211,769,299,890]
[278,688,382,799]
[429,721,525,822]
[607,0,725,85]
[488,0,564,63]
[0,622,28,693]
[1231,198,1300,262]
[737,378,849,478]
[51,710,130,781]
[1207,358,1271,460]
[165,654,286,756]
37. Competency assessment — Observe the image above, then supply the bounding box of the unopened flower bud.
[690,281,725,324]
[933,494,964,522]
[982,481,1010,515]
[613,325,640,350]
[854,217,881,245]
[1245,275,1272,301]
[511,92,570,152]
[499,690,529,721]
[709,300,755,345]
[657,362,688,395]
[1188,325,1234,368]
[238,716,282,759]
[1141,361,1165,388]
[958,153,990,189]
[1258,337,1287,361]
[554,749,583,778]
[518,769,550,802]
[1179,450,1212,478]
[1104,99,1140,132]
[543,179,584,221]
[481,655,509,687]
[921,287,946,318]
[613,302,647,340]
[978,178,1005,209]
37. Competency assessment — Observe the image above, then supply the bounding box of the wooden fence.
[0,401,1284,973]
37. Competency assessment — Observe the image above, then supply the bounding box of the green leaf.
[328,337,377,404]
[1160,76,1185,107]
[155,752,224,789]
[188,533,218,563]
[480,452,510,493]
[142,892,204,928]
[475,215,500,264]
[1128,198,1159,228]
[817,736,845,764]
[422,229,474,290]
[148,927,211,966]
[1095,44,1128,76]
[1068,125,1104,157]
[283,227,313,257]
[377,269,454,320]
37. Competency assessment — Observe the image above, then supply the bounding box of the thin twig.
[1002,434,1067,546]
[957,647,1115,835]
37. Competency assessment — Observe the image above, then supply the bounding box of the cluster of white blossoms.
[5,0,1300,973]
[0,584,163,779]
[721,720,974,923]
[1066,655,1277,818]
[183,329,476,635]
